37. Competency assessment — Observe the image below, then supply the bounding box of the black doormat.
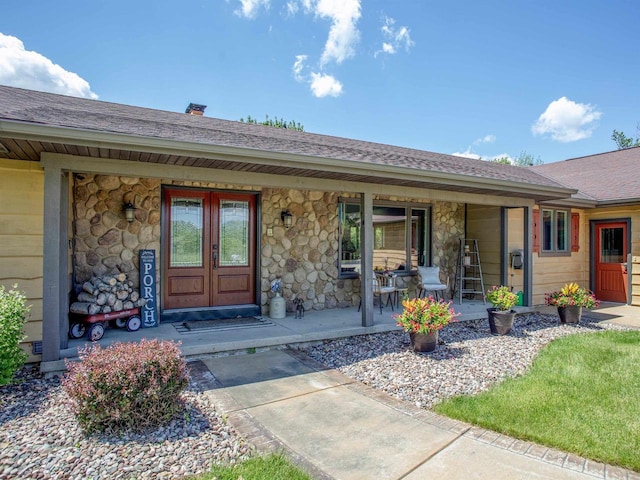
[174,316,275,334]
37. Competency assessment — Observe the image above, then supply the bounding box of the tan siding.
[532,207,588,305]
[586,205,640,256]
[0,160,44,361]
[507,208,525,293]
[466,205,501,290]
[632,257,640,306]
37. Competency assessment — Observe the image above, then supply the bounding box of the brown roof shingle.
[532,147,640,204]
[0,85,570,194]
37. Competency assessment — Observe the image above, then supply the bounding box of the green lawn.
[192,453,312,480]
[434,330,640,472]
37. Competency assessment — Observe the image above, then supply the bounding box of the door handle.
[213,244,218,270]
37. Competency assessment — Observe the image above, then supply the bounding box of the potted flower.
[545,282,599,324]
[485,285,519,335]
[395,296,458,352]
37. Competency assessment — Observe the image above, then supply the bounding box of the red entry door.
[594,222,628,303]
[162,188,256,310]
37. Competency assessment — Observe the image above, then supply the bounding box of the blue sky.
[1,0,638,163]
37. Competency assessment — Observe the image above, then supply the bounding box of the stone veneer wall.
[73,174,161,287]
[72,175,465,314]
[260,188,355,314]
[431,201,465,293]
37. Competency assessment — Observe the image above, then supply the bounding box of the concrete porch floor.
[44,299,501,372]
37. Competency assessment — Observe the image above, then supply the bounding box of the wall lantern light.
[281,210,293,228]
[124,201,136,223]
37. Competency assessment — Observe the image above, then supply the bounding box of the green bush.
[63,339,189,434]
[0,284,30,385]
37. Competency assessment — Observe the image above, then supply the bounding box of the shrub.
[0,284,30,385]
[395,296,458,334]
[486,285,519,311]
[63,339,189,434]
[545,282,599,309]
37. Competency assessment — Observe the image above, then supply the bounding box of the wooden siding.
[507,208,525,294]
[466,205,501,290]
[632,256,640,306]
[532,207,588,305]
[0,160,44,361]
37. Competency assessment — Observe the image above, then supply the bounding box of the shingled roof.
[532,147,640,205]
[0,85,574,201]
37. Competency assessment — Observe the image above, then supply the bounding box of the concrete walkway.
[195,348,638,480]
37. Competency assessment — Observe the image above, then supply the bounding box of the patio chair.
[358,272,396,314]
[417,266,448,301]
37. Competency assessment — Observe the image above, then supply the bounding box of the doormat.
[174,317,275,334]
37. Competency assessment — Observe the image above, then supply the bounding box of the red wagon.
[69,307,141,341]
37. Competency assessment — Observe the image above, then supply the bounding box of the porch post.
[42,165,69,363]
[360,192,374,326]
[500,207,508,285]
[523,206,533,307]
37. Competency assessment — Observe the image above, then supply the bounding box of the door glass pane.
[556,211,568,251]
[373,206,406,271]
[220,200,249,266]
[601,227,624,263]
[170,198,203,267]
[340,202,361,273]
[411,209,428,267]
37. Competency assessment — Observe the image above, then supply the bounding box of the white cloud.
[235,0,270,18]
[477,134,496,144]
[237,0,360,97]
[0,32,97,99]
[286,1,299,15]
[292,56,343,97]
[452,147,511,163]
[309,72,343,97]
[452,150,482,160]
[375,16,414,58]
[532,96,602,142]
[313,0,361,67]
[292,54,307,81]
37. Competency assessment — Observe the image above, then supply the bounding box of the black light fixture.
[124,201,136,223]
[281,209,293,228]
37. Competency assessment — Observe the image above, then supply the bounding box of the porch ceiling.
[0,136,568,201]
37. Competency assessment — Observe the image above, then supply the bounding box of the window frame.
[338,199,431,278]
[540,207,571,256]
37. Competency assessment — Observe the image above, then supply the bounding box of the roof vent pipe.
[185,103,206,115]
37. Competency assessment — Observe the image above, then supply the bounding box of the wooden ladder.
[457,239,486,304]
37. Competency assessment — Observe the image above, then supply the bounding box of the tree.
[240,115,304,131]
[490,151,543,166]
[513,151,543,166]
[492,156,512,165]
[611,126,640,149]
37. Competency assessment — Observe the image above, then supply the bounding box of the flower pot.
[487,308,516,335]
[409,331,438,353]
[269,292,286,319]
[558,305,582,324]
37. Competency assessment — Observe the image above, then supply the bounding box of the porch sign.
[139,249,159,328]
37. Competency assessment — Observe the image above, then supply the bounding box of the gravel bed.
[304,312,626,409]
[0,364,252,480]
[0,313,627,479]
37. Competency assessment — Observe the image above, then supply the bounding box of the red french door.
[162,188,256,310]
[594,222,628,303]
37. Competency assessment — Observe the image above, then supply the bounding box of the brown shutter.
[571,212,580,252]
[532,209,540,253]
